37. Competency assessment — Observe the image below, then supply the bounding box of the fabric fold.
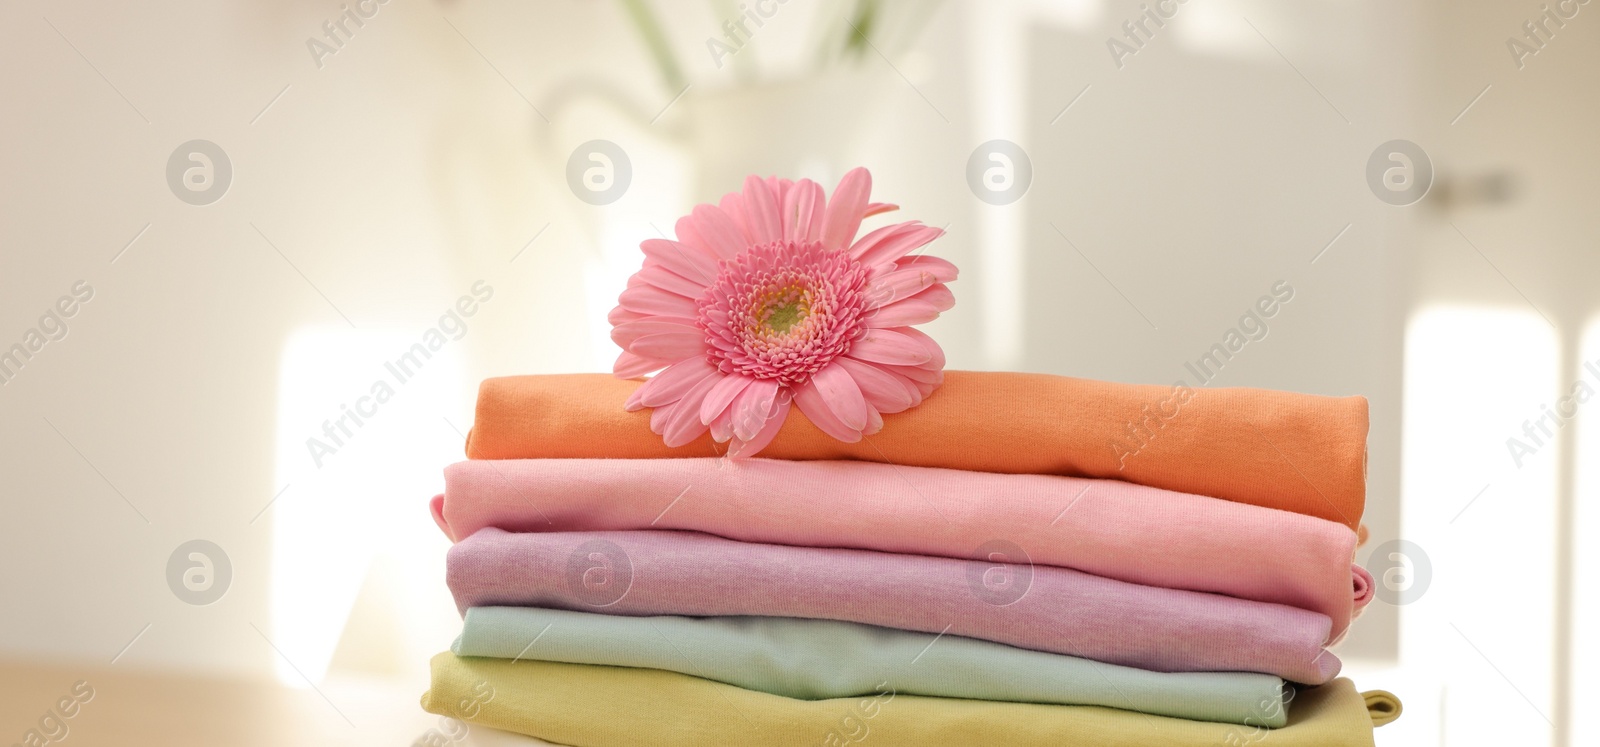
[463,371,1368,529]
[1362,690,1402,727]
[447,528,1340,684]
[432,457,1369,638]
[421,654,1394,747]
[454,606,1289,726]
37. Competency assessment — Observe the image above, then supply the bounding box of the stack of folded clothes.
[422,372,1401,746]
[419,170,1401,745]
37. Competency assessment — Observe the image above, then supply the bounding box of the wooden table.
[0,659,552,746]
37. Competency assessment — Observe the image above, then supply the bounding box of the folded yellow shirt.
[420,653,1400,747]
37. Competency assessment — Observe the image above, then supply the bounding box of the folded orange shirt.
[466,371,1368,528]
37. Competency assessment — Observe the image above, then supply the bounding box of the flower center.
[758,287,809,334]
[697,240,870,386]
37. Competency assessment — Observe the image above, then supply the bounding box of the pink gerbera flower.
[609,168,956,457]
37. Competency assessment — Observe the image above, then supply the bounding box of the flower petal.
[862,367,925,409]
[882,362,942,385]
[729,393,790,458]
[699,373,756,425]
[863,403,884,436]
[896,326,947,369]
[792,179,825,242]
[674,216,719,260]
[893,254,959,283]
[661,374,720,447]
[742,175,783,244]
[612,319,700,347]
[719,192,750,243]
[730,378,780,441]
[609,305,646,326]
[692,204,748,260]
[909,283,955,312]
[834,357,916,413]
[635,356,717,408]
[885,366,928,407]
[615,351,669,382]
[820,167,871,251]
[866,299,941,328]
[642,239,719,284]
[770,178,793,222]
[848,223,915,263]
[619,285,699,318]
[864,202,899,217]
[846,328,933,366]
[793,379,862,442]
[630,332,708,360]
[781,180,803,241]
[650,397,676,432]
[709,407,735,443]
[811,362,869,431]
[637,264,706,299]
[854,224,944,266]
[867,266,945,309]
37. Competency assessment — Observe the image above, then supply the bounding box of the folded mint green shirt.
[455,607,1289,727]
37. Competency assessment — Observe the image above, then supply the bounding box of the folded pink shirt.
[431,458,1372,639]
[448,528,1342,684]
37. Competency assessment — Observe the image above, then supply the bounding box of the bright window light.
[271,326,464,686]
[967,0,1026,369]
[1571,318,1600,745]
[1397,306,1558,746]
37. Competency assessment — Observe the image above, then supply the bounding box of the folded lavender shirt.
[448,528,1341,684]
[431,457,1371,639]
